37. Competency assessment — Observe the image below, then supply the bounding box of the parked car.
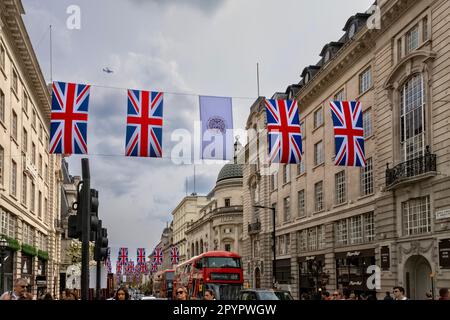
[273,290,294,300]
[238,289,280,300]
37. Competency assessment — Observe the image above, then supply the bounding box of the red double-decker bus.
[173,251,243,300]
[152,269,175,299]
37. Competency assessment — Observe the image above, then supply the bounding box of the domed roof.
[217,163,243,183]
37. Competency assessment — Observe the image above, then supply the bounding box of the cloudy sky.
[22,0,373,264]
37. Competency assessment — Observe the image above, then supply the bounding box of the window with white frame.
[283,165,290,184]
[422,17,428,42]
[336,219,348,246]
[359,67,372,94]
[12,110,18,141]
[0,145,4,185]
[298,230,307,252]
[314,107,323,128]
[11,160,17,196]
[335,171,346,204]
[298,190,305,218]
[297,156,305,175]
[1,210,16,238]
[286,234,290,254]
[360,157,374,196]
[350,215,363,244]
[334,89,345,101]
[402,196,431,236]
[283,196,291,222]
[21,173,27,205]
[363,110,372,138]
[31,181,35,212]
[314,140,324,165]
[22,128,28,153]
[0,89,4,123]
[307,227,317,251]
[405,25,419,54]
[22,222,34,245]
[318,225,326,249]
[364,212,375,242]
[12,68,18,93]
[0,44,5,71]
[314,181,323,212]
[400,74,425,161]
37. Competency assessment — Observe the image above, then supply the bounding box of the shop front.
[36,259,47,297]
[21,254,34,293]
[298,255,328,295]
[1,249,14,292]
[335,248,376,298]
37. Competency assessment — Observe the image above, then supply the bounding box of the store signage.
[346,251,361,257]
[439,239,450,269]
[436,209,450,220]
[380,246,390,271]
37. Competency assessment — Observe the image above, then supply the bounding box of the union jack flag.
[264,99,303,164]
[170,246,180,265]
[329,101,366,167]
[141,263,149,274]
[125,90,164,157]
[116,260,122,274]
[49,81,90,154]
[126,261,135,274]
[152,247,163,265]
[118,247,128,265]
[137,248,146,265]
[151,263,158,273]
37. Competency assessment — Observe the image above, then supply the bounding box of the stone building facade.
[0,0,63,298]
[241,0,450,300]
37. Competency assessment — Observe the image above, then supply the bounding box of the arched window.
[400,74,425,161]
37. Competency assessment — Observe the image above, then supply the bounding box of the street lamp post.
[254,205,276,288]
[0,236,9,293]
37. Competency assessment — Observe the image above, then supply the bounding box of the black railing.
[248,220,261,234]
[386,150,436,188]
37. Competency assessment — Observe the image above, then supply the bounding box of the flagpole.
[257,62,260,97]
[193,165,196,195]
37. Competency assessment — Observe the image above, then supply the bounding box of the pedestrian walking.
[393,286,408,300]
[175,287,188,300]
[204,289,216,300]
[438,288,449,300]
[0,278,29,300]
[383,291,393,300]
[114,286,130,300]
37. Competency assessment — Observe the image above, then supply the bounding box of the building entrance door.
[404,255,432,300]
[254,267,261,288]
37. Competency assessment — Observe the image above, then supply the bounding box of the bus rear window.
[205,257,241,268]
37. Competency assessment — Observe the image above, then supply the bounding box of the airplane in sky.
[102,67,114,74]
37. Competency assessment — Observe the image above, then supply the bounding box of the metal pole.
[0,251,4,292]
[96,260,101,300]
[81,158,91,300]
[272,208,276,288]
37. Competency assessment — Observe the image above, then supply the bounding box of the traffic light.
[89,189,99,242]
[68,184,83,240]
[94,220,109,261]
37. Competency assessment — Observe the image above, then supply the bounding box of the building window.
[422,17,428,41]
[11,160,17,196]
[39,124,43,142]
[32,109,37,129]
[31,181,35,212]
[359,67,372,94]
[400,74,424,161]
[406,25,419,54]
[39,155,43,176]
[314,140,324,165]
[335,171,346,204]
[298,190,305,218]
[12,110,18,141]
[38,191,42,218]
[297,156,305,175]
[364,212,375,242]
[253,240,260,258]
[224,198,230,207]
[0,145,3,185]
[45,164,48,184]
[271,172,277,191]
[336,219,348,246]
[360,157,373,196]
[334,89,345,101]
[283,196,291,222]
[0,89,4,123]
[0,44,5,71]
[285,234,290,254]
[402,196,431,236]
[283,165,290,184]
[318,225,326,249]
[32,143,36,165]
[23,223,34,245]
[307,227,317,251]
[22,92,28,113]
[314,107,323,128]
[12,68,18,94]
[21,173,27,205]
[272,203,277,225]
[314,181,323,212]
[44,198,48,224]
[363,109,372,138]
[298,230,307,252]
[397,38,402,61]
[1,210,16,238]
[22,128,28,153]
[350,215,363,244]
